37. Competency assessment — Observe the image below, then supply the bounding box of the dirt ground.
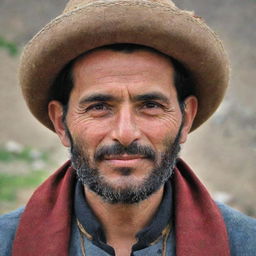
[0,0,255,217]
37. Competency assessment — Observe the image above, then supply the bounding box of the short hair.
[51,44,195,116]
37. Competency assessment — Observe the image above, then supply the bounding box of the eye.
[88,103,108,111]
[142,102,162,109]
[85,103,111,116]
[140,101,165,115]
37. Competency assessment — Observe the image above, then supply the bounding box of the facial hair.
[65,124,182,204]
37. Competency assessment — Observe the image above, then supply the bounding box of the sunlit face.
[49,48,197,203]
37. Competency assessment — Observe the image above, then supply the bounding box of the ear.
[48,100,71,147]
[179,96,198,144]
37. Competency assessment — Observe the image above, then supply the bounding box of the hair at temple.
[50,43,195,117]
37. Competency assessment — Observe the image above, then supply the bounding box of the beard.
[65,124,182,204]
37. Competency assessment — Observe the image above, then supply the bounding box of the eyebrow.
[133,92,170,104]
[79,94,115,105]
[79,92,170,105]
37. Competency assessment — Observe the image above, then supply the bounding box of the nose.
[110,105,141,146]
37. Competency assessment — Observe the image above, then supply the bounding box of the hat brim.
[20,0,229,132]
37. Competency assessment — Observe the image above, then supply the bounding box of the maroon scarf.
[12,159,230,255]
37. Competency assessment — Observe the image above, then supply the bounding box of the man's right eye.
[87,103,108,111]
[84,103,112,117]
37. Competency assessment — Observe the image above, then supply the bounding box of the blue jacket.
[0,202,256,256]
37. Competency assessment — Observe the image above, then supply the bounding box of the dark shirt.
[74,180,172,255]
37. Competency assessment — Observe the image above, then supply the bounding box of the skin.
[49,49,198,256]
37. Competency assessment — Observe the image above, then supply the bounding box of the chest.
[69,220,176,256]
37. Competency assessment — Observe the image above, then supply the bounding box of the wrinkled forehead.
[72,44,175,76]
[70,47,177,98]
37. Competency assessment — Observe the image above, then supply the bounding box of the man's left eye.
[139,101,166,116]
[143,102,161,109]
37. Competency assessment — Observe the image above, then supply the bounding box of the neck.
[84,186,164,255]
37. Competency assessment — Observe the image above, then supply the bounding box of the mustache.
[94,142,156,162]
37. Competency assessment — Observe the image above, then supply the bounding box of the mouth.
[105,154,144,160]
[103,154,146,167]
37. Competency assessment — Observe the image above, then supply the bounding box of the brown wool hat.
[19,0,230,132]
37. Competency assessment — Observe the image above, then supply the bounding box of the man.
[0,0,255,255]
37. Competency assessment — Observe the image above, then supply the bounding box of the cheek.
[68,116,111,155]
[139,115,182,147]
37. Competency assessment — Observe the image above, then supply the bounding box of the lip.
[103,154,145,167]
[104,154,144,161]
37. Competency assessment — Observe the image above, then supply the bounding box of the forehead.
[73,47,174,73]
[71,48,176,97]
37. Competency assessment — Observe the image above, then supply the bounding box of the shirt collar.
[74,180,172,253]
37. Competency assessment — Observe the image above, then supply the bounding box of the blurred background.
[0,0,255,216]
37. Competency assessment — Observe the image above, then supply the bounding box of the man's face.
[49,49,197,203]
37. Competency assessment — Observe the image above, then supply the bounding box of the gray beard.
[66,126,182,204]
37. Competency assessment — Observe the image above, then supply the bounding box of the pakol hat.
[19,0,229,132]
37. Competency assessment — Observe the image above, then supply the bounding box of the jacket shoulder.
[216,202,256,256]
[0,207,24,256]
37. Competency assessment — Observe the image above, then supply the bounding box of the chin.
[102,174,147,190]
